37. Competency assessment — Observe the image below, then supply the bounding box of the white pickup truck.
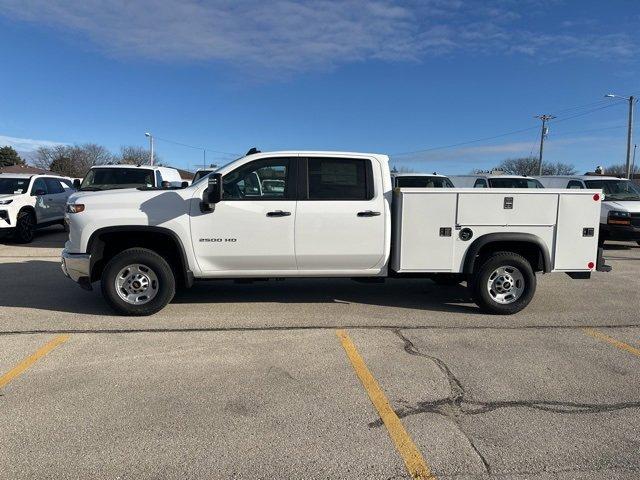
[61,150,609,316]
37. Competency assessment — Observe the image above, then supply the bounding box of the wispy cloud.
[0,0,636,72]
[0,135,66,152]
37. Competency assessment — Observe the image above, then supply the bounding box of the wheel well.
[467,240,548,273]
[18,206,37,219]
[89,229,191,286]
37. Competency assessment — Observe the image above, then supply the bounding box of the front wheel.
[101,248,175,316]
[470,252,536,315]
[13,210,35,243]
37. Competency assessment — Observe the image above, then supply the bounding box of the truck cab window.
[223,158,290,200]
[473,179,487,188]
[307,157,371,200]
[567,180,584,189]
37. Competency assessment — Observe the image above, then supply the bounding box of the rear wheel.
[13,210,35,243]
[470,252,536,315]
[101,248,175,316]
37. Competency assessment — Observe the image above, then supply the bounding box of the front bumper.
[61,249,92,290]
[601,224,640,241]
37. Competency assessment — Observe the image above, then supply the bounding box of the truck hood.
[605,200,640,213]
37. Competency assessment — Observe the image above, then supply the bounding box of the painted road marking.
[336,329,436,480]
[0,335,70,389]
[582,328,640,358]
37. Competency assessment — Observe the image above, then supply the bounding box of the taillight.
[592,193,600,201]
[588,261,595,269]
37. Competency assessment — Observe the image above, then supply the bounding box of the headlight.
[608,210,631,225]
[609,210,630,218]
[0,199,13,205]
[66,203,85,213]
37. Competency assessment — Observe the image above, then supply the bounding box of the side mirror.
[161,180,171,189]
[73,179,81,189]
[181,181,189,188]
[203,173,223,210]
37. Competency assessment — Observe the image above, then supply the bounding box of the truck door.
[295,156,385,272]
[190,157,297,273]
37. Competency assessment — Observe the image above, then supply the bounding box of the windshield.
[395,176,454,188]
[80,168,155,191]
[489,178,544,188]
[585,179,640,201]
[0,177,30,195]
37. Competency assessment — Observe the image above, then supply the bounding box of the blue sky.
[1,0,639,174]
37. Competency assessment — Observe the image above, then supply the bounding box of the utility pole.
[145,132,154,166]
[535,114,555,176]
[605,94,636,179]
[626,96,634,179]
[632,144,637,180]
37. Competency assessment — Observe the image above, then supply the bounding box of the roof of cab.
[391,173,449,178]
[537,175,626,181]
[0,172,66,179]
[243,150,389,161]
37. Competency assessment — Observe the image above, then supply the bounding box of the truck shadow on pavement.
[0,260,479,316]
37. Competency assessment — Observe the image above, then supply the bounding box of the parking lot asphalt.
[1,227,639,479]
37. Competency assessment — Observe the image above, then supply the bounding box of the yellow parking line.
[582,328,640,358]
[336,329,436,480]
[0,335,70,389]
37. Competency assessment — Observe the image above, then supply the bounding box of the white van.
[537,174,640,245]
[391,173,454,188]
[450,174,544,189]
[78,165,184,191]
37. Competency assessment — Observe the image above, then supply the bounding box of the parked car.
[78,165,184,191]
[450,174,544,189]
[0,173,75,242]
[537,174,640,245]
[391,173,454,188]
[62,150,607,316]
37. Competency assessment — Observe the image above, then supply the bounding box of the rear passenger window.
[473,179,487,188]
[307,158,371,200]
[44,178,65,194]
[567,180,584,189]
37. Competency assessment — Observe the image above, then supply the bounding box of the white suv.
[0,173,75,243]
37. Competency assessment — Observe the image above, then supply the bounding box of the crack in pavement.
[366,329,640,474]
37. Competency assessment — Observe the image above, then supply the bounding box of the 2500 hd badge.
[199,238,237,242]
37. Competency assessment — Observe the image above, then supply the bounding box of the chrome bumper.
[61,249,92,288]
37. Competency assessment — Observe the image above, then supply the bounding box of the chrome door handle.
[357,210,381,217]
[266,210,291,217]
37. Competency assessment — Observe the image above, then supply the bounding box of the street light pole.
[144,132,154,166]
[605,94,636,179]
[535,114,555,176]
[626,96,634,179]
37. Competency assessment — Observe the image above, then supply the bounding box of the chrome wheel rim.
[115,264,159,305]
[487,265,525,304]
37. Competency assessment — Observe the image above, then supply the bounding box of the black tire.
[470,251,536,315]
[431,273,463,286]
[13,210,36,243]
[101,248,175,316]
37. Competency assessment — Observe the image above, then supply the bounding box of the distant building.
[0,164,54,175]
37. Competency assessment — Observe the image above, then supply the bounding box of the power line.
[391,125,540,156]
[551,124,627,137]
[550,100,627,124]
[154,135,239,156]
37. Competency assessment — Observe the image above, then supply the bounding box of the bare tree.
[390,165,416,173]
[33,144,112,177]
[604,163,640,177]
[117,146,160,165]
[495,157,577,176]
